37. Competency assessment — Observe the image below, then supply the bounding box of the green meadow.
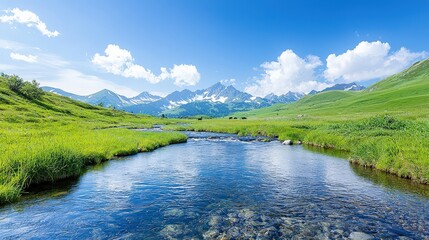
[0,75,187,204]
[1,59,429,204]
[165,59,429,184]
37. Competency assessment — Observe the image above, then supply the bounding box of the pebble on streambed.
[349,231,374,240]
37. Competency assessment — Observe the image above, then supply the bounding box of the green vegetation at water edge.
[0,74,187,204]
[165,59,429,183]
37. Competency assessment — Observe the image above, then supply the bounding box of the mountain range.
[42,82,365,117]
[42,87,162,108]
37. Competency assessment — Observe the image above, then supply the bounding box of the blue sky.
[0,0,428,97]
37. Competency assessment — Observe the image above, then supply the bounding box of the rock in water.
[282,140,293,145]
[160,224,183,238]
[163,208,184,217]
[349,231,374,240]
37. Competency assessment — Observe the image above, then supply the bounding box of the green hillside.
[234,59,429,119]
[0,74,186,204]
[167,59,429,183]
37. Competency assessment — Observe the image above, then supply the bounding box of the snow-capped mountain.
[264,92,305,104]
[41,87,161,108]
[194,82,254,103]
[322,82,365,92]
[309,82,366,95]
[42,81,367,117]
[162,82,256,108]
[85,89,135,108]
[129,92,162,105]
[124,83,268,116]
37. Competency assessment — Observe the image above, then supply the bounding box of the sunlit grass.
[0,125,186,203]
[0,76,186,204]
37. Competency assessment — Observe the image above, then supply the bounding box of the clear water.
[1,132,428,239]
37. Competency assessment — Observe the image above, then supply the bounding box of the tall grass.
[0,76,187,204]
[0,123,186,204]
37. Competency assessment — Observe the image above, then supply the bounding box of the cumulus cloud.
[1,43,137,97]
[0,8,59,37]
[245,50,328,97]
[170,64,200,86]
[92,44,200,86]
[10,52,38,63]
[324,41,427,83]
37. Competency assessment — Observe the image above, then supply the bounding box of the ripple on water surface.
[0,134,428,239]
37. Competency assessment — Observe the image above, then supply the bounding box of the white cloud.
[0,39,28,50]
[10,52,38,63]
[324,41,427,83]
[220,78,236,86]
[91,44,165,84]
[0,42,138,97]
[170,64,200,86]
[40,69,139,97]
[92,44,200,86]
[0,8,59,37]
[245,50,328,97]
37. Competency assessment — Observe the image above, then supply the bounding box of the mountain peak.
[206,82,226,92]
[130,91,162,104]
[211,82,226,87]
[321,83,365,92]
[264,91,304,103]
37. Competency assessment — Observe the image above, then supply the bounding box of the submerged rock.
[203,228,219,239]
[164,208,185,218]
[257,226,277,239]
[349,231,374,240]
[160,224,184,238]
[238,209,255,219]
[208,215,222,226]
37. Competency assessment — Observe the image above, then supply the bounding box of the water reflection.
[305,145,429,198]
[0,134,428,239]
[351,163,429,198]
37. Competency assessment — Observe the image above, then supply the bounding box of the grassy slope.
[165,59,429,183]
[0,77,187,204]
[235,59,429,119]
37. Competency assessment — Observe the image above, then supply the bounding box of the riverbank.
[0,123,187,204]
[2,133,428,239]
[0,76,190,205]
[164,115,429,184]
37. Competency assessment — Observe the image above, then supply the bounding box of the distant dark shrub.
[20,80,44,99]
[233,117,237,119]
[4,75,44,100]
[241,117,247,120]
[229,117,233,119]
[197,117,203,120]
[6,75,24,92]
